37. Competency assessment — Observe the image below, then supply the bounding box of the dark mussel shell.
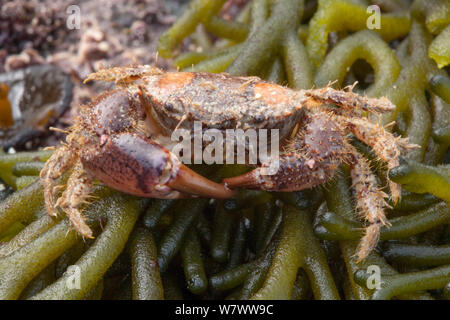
[0,65,73,150]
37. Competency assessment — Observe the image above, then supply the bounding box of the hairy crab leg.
[55,161,94,238]
[302,86,395,113]
[84,65,164,85]
[80,132,235,200]
[40,145,77,217]
[347,145,391,263]
[337,115,416,204]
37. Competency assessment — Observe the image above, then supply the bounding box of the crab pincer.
[80,132,234,199]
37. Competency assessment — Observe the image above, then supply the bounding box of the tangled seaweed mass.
[0,0,450,300]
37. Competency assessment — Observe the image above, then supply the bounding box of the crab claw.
[80,132,234,199]
[223,169,270,190]
[224,153,341,192]
[167,164,235,199]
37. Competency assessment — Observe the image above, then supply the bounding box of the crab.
[40,65,415,261]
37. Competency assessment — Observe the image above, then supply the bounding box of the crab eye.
[253,114,265,123]
[165,102,175,112]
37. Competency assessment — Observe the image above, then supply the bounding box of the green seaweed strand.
[383,21,434,124]
[315,201,450,241]
[355,265,450,300]
[29,195,144,300]
[0,209,60,258]
[389,158,450,202]
[226,0,305,76]
[251,205,340,300]
[384,243,450,267]
[306,0,410,68]
[0,219,79,299]
[12,161,45,177]
[429,24,450,68]
[129,225,164,300]
[181,229,208,294]
[0,180,44,234]
[282,29,313,90]
[314,30,401,97]
[157,0,227,58]
[157,199,208,272]
[430,75,450,104]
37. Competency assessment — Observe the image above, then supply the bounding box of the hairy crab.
[40,65,415,261]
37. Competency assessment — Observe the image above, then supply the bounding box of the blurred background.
[0,0,196,151]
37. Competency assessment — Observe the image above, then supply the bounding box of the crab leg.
[80,132,235,200]
[55,161,94,238]
[84,65,163,85]
[302,86,395,113]
[337,115,415,204]
[40,145,77,217]
[347,145,390,262]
